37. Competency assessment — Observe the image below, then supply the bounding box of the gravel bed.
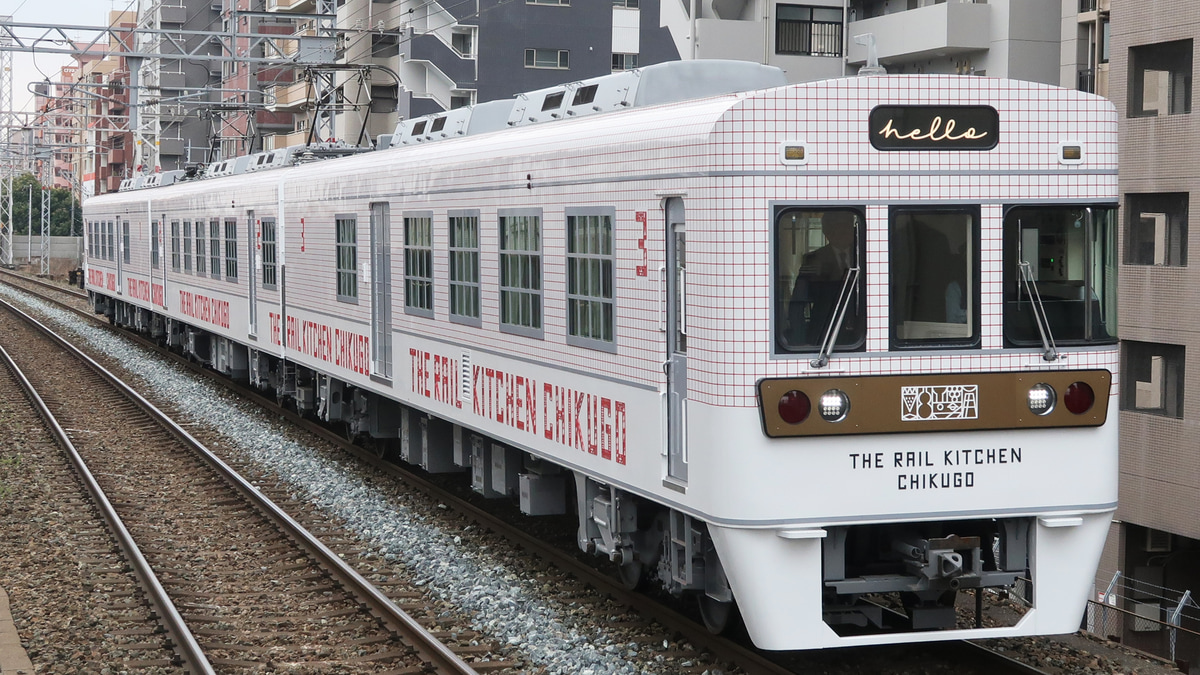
[0,334,181,673]
[0,284,726,674]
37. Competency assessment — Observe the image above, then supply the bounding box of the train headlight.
[1064,381,1095,414]
[778,390,811,425]
[1027,383,1057,416]
[819,389,850,422]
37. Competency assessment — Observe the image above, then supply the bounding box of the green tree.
[3,172,83,237]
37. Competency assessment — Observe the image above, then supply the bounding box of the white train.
[83,61,1119,649]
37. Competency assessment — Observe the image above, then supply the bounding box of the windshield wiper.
[810,266,860,369]
[1018,260,1059,362]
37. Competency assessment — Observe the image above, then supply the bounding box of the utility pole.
[0,15,13,267]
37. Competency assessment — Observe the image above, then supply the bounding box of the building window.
[262,218,277,289]
[336,215,358,301]
[1123,341,1185,418]
[528,0,569,4]
[452,31,473,57]
[371,33,400,58]
[404,213,433,316]
[1126,193,1187,266]
[151,220,160,269]
[499,210,543,336]
[210,219,221,279]
[566,210,615,348]
[525,48,569,70]
[450,93,475,109]
[182,220,192,273]
[776,4,843,57]
[171,220,181,272]
[195,220,206,277]
[612,53,639,71]
[449,211,480,324]
[1129,39,1192,117]
[613,0,638,6]
[224,218,238,282]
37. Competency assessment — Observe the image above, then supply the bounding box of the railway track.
[0,269,1061,675]
[0,294,481,673]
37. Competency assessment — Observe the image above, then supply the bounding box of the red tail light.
[1064,381,1095,415]
[779,390,811,424]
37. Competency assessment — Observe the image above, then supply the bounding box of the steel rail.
[0,299,215,675]
[0,294,479,675]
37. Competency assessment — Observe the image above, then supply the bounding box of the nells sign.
[869,105,999,151]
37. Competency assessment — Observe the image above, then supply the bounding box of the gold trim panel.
[758,370,1111,438]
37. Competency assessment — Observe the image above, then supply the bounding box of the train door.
[247,210,257,337]
[370,202,393,378]
[665,197,688,484]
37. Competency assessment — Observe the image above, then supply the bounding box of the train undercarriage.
[94,292,1035,638]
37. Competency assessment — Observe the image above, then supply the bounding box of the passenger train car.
[83,61,1119,650]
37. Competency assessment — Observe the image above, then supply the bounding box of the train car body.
[83,62,1119,650]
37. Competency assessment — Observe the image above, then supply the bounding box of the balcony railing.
[1078,68,1095,93]
[1079,0,1097,11]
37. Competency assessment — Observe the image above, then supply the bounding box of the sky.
[1,0,135,113]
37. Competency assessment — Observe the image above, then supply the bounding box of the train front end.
[687,75,1118,648]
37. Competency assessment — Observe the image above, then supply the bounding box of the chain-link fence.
[1083,571,1200,670]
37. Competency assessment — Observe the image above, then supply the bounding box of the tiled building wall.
[1111,1,1200,538]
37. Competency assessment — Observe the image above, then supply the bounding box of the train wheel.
[698,594,740,634]
[617,560,644,591]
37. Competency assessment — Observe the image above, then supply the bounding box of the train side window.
[448,210,481,325]
[774,207,865,353]
[336,215,358,302]
[565,207,615,351]
[261,218,277,289]
[1003,205,1117,346]
[224,218,238,282]
[152,220,161,268]
[209,219,222,279]
[106,221,114,261]
[498,209,543,338]
[195,219,207,278]
[890,207,979,348]
[171,220,182,272]
[183,221,192,273]
[404,212,434,316]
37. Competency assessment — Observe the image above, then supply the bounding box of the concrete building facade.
[1102,0,1200,666]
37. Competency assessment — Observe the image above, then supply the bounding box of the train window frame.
[209,219,222,279]
[772,204,867,356]
[403,211,435,318]
[1002,204,1118,347]
[106,221,114,262]
[448,209,482,327]
[498,208,544,339]
[182,220,192,273]
[336,214,358,303]
[171,220,182,272]
[565,207,617,352]
[888,206,981,350]
[195,218,207,278]
[122,220,131,265]
[261,218,278,290]
[224,218,238,283]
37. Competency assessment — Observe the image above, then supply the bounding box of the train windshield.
[1004,205,1118,345]
[775,207,866,353]
[890,208,979,348]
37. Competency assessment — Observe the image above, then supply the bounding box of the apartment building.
[1102,0,1200,665]
[263,0,681,149]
